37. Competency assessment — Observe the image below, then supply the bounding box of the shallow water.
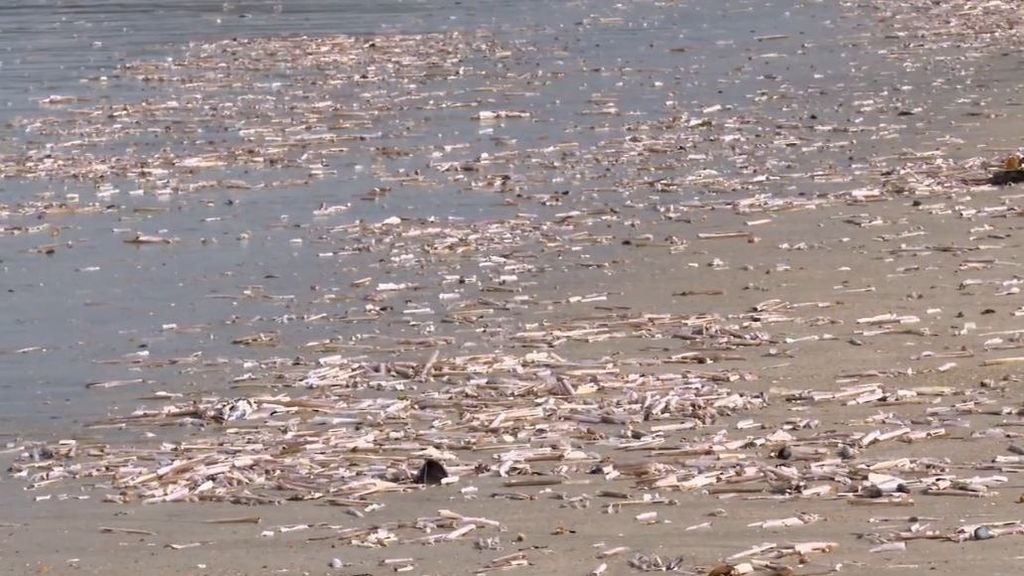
[0,0,889,434]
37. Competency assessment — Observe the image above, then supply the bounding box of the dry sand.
[5,1,1024,575]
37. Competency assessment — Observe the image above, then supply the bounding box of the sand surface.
[5,1,1024,575]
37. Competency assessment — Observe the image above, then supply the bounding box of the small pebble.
[861,485,884,499]
[414,458,448,485]
[973,526,994,541]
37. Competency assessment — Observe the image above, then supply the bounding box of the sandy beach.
[4,1,1024,575]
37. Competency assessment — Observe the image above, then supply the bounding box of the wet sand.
[4,1,1024,575]
[11,186,1024,575]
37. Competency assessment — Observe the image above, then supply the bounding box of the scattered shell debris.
[6,0,1024,574]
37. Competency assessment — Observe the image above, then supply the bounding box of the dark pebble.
[861,485,884,498]
[414,458,448,485]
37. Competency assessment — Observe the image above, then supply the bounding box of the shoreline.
[5,1,1024,575]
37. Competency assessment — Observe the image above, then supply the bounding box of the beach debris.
[85,379,149,390]
[208,398,256,422]
[124,234,174,245]
[414,459,449,485]
[6,0,1024,574]
[628,553,685,572]
[166,542,207,550]
[747,513,822,530]
[972,526,994,541]
[99,526,157,536]
[988,154,1024,185]
[485,552,530,570]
